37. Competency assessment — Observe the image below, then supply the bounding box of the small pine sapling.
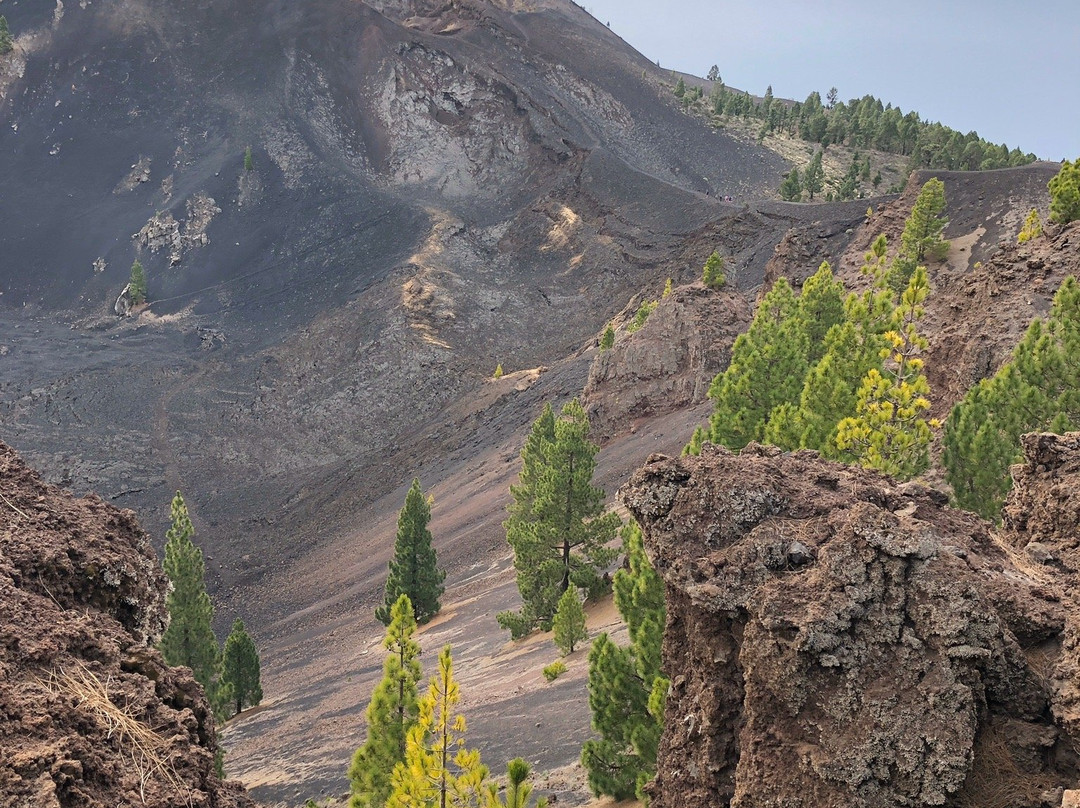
[553,587,587,655]
[599,324,615,351]
[702,252,726,289]
[1017,208,1043,243]
[542,661,567,682]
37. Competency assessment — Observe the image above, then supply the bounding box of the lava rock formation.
[0,441,254,808]
[623,439,1080,808]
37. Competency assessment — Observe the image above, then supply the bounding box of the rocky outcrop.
[583,285,751,442]
[622,442,1079,808]
[0,442,255,808]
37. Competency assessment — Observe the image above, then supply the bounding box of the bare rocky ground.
[1,0,1079,806]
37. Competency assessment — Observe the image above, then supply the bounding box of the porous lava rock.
[622,442,1078,808]
[0,441,255,808]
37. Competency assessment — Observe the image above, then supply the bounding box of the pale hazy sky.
[580,0,1079,162]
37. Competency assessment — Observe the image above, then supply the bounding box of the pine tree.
[803,151,825,200]
[779,167,803,202]
[1017,208,1043,243]
[702,252,726,289]
[159,492,220,691]
[673,77,685,99]
[709,278,809,449]
[1049,159,1080,224]
[582,521,667,801]
[499,401,619,638]
[487,758,547,808]
[891,178,949,290]
[552,588,587,656]
[0,16,12,54]
[943,276,1080,518]
[599,324,615,351]
[387,645,491,808]
[129,259,147,305]
[349,594,423,808]
[796,261,846,365]
[681,424,706,456]
[835,266,938,479]
[764,242,895,454]
[220,619,262,716]
[376,479,445,625]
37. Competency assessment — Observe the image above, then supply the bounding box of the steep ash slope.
[0,0,799,576]
[0,441,253,808]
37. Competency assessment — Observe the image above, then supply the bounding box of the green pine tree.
[803,151,825,201]
[673,77,685,99]
[487,758,548,808]
[159,492,220,691]
[835,266,939,479]
[890,178,949,290]
[702,252,726,289]
[1017,208,1043,243]
[709,278,809,449]
[129,259,147,305]
[1049,159,1080,224]
[387,645,491,808]
[599,324,615,351]
[220,619,262,716]
[552,588,587,656]
[0,16,12,54]
[581,521,667,801]
[796,261,846,365]
[943,276,1080,518]
[376,479,445,625]
[763,242,895,454]
[681,424,707,456]
[498,400,619,638]
[779,167,803,201]
[349,594,423,808]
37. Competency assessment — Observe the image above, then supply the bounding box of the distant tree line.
[680,76,1036,176]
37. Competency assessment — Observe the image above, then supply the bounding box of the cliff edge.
[0,441,254,808]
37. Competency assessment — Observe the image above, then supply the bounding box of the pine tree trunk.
[562,454,573,593]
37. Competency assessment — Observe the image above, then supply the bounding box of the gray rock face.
[583,285,751,442]
[622,442,1079,808]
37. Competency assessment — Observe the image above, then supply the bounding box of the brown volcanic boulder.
[0,441,255,808]
[622,443,1077,808]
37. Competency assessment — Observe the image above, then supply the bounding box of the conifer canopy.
[221,619,262,716]
[376,479,445,625]
[159,491,219,691]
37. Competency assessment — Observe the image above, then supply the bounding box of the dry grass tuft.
[951,721,1057,808]
[43,661,193,806]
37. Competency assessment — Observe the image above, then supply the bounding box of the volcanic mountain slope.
[2,0,1078,804]
[0,0,804,574]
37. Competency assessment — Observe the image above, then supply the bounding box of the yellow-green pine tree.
[835,266,938,479]
[388,645,491,808]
